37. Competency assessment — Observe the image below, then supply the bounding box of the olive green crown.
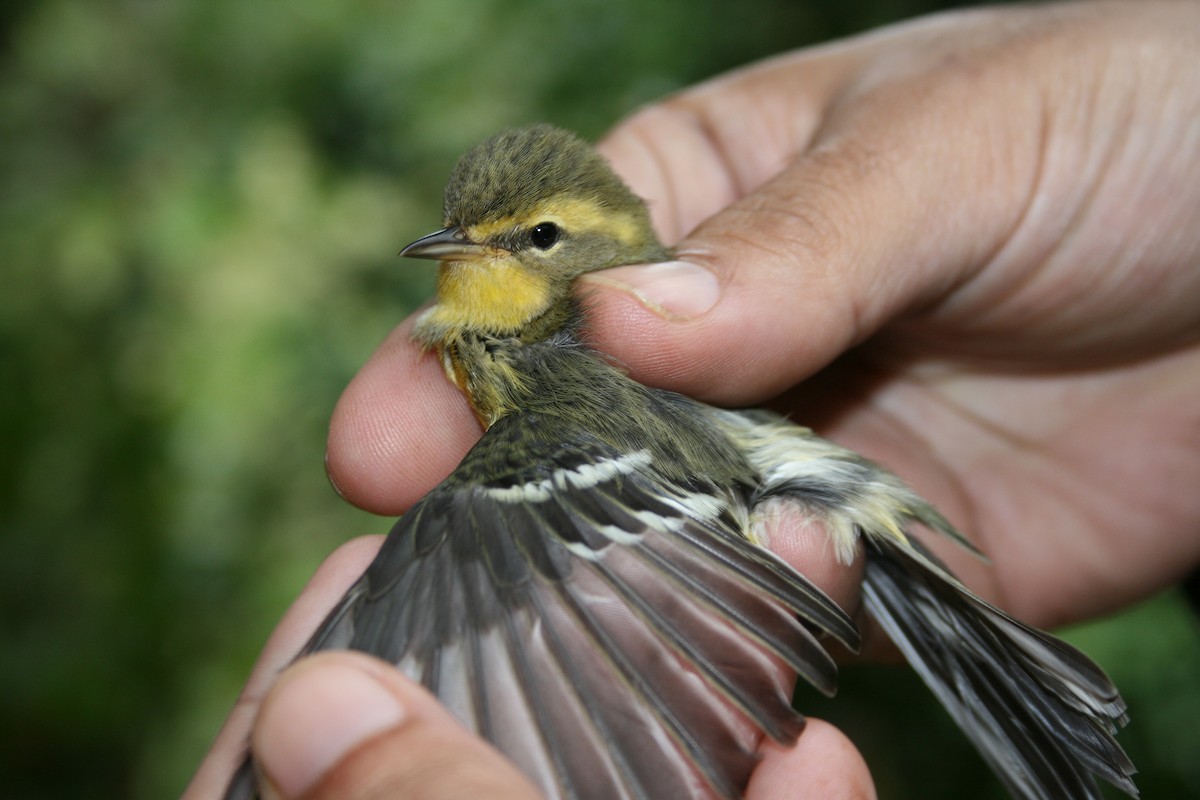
[442,124,645,226]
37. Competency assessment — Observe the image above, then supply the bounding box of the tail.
[718,407,1138,798]
[861,534,1137,800]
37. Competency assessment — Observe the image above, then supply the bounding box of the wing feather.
[862,534,1137,800]
[630,533,839,698]
[589,550,805,742]
[549,561,748,799]
[657,502,860,650]
[525,588,649,800]
[495,601,578,797]
[229,415,858,800]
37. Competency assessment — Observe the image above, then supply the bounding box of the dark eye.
[529,222,560,249]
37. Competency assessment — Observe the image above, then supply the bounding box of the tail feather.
[861,535,1137,800]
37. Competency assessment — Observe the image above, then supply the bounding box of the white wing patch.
[653,490,729,524]
[485,450,654,503]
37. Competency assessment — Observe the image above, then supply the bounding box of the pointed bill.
[400,226,490,259]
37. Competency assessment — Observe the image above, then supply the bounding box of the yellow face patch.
[424,252,553,336]
[416,194,653,345]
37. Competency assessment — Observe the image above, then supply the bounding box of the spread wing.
[301,411,859,800]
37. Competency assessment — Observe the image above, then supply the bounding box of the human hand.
[328,0,1200,631]
[205,0,1200,796]
[581,0,1200,631]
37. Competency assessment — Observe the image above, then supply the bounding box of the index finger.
[326,317,481,515]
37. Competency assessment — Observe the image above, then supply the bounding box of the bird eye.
[529,222,560,250]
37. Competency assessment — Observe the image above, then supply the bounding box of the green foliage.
[2,1,1196,797]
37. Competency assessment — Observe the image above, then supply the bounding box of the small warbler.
[228,125,1135,800]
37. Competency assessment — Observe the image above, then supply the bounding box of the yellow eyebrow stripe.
[466,197,643,249]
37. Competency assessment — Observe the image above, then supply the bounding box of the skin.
[188,2,1200,798]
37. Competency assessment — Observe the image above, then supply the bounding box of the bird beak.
[400,226,488,260]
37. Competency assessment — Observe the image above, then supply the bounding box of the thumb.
[251,652,540,800]
[583,17,1040,405]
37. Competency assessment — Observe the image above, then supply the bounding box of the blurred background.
[2,0,1198,797]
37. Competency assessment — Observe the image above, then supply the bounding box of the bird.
[226,124,1136,800]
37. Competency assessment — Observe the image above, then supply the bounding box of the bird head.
[403,125,669,344]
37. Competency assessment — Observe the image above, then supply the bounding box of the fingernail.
[582,260,720,320]
[255,661,406,797]
[324,452,347,500]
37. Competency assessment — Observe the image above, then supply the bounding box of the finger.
[583,13,1041,405]
[596,46,861,245]
[252,652,540,800]
[326,315,481,514]
[183,536,384,799]
[758,499,865,622]
[748,718,876,800]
